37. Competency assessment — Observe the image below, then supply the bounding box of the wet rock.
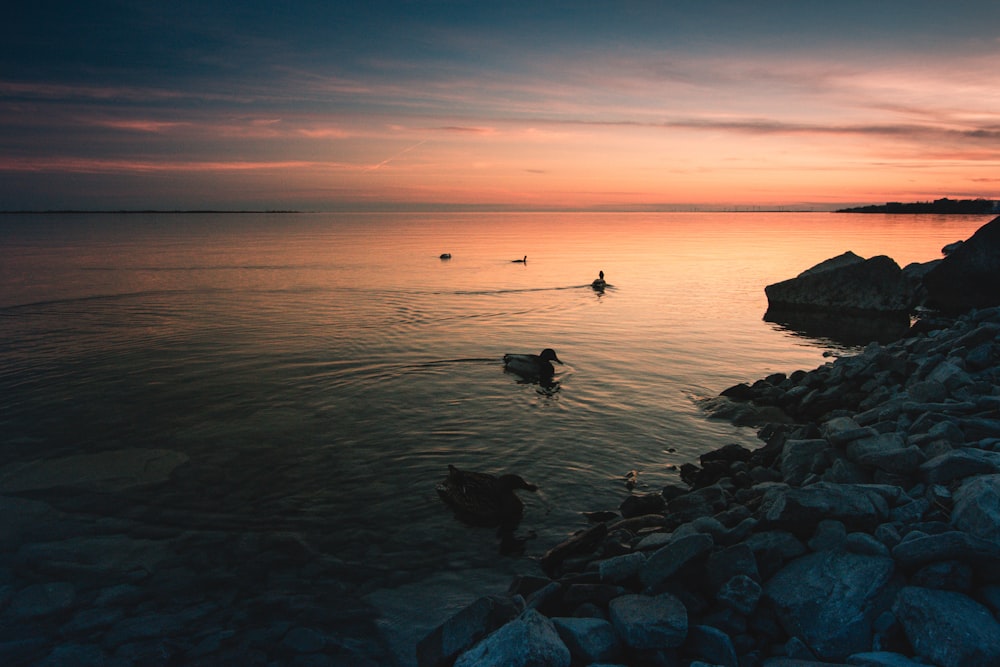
[453,609,570,667]
[619,492,665,518]
[0,448,189,493]
[716,575,762,614]
[640,533,713,590]
[923,214,1000,312]
[765,253,913,313]
[5,582,76,620]
[893,586,1000,667]
[758,483,889,534]
[684,623,738,667]
[608,593,688,650]
[950,473,1000,547]
[918,449,1000,485]
[764,551,895,661]
[552,616,620,663]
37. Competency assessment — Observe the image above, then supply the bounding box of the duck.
[440,253,452,259]
[512,255,527,263]
[591,270,606,290]
[436,464,538,527]
[503,348,562,381]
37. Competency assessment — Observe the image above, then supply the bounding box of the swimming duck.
[591,270,606,290]
[440,253,452,259]
[436,464,538,527]
[512,255,527,263]
[503,348,562,381]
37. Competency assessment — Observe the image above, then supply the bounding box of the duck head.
[538,348,562,364]
[498,474,538,492]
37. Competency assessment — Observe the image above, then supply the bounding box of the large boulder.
[453,609,570,667]
[765,253,913,313]
[764,551,896,661]
[893,586,1000,667]
[924,215,1000,312]
[951,474,1000,547]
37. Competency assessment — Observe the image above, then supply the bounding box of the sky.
[2,1,999,211]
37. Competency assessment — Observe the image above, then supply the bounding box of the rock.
[780,439,829,486]
[597,551,646,584]
[706,543,759,593]
[619,492,665,518]
[0,448,189,493]
[846,432,906,465]
[551,617,620,664]
[453,609,570,667]
[764,551,896,661]
[5,582,76,620]
[923,215,1000,312]
[950,473,1000,547]
[846,651,931,666]
[758,483,889,534]
[765,254,913,313]
[717,575,762,614]
[608,593,688,650]
[416,594,523,667]
[281,627,325,653]
[893,586,1000,667]
[639,533,713,590]
[856,445,926,476]
[685,624,738,667]
[540,523,607,575]
[891,530,1000,569]
[919,449,1000,485]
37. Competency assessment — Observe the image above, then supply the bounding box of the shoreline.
[419,305,1000,667]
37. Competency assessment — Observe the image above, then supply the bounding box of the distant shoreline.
[837,197,998,214]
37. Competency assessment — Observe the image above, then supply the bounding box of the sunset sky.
[2,1,999,211]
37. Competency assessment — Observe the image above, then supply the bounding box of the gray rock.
[685,624,738,667]
[846,432,906,465]
[608,593,688,650]
[597,551,646,584]
[706,543,759,592]
[0,448,189,493]
[6,582,76,620]
[808,519,847,551]
[845,532,890,557]
[924,215,1000,312]
[919,449,1000,484]
[764,551,896,661]
[453,609,570,667]
[780,439,830,485]
[443,596,513,646]
[552,617,620,663]
[893,586,1000,667]
[765,254,913,313]
[282,627,326,653]
[906,380,947,404]
[759,482,889,533]
[951,473,1000,547]
[639,533,713,590]
[846,651,931,666]
[911,560,972,592]
[717,575,762,614]
[891,530,1000,569]
[856,445,926,476]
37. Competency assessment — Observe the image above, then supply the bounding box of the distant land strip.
[837,198,999,214]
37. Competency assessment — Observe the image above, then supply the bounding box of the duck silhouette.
[436,464,538,528]
[503,348,562,382]
[591,270,606,290]
[512,255,527,263]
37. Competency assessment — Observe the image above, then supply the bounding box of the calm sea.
[0,211,990,660]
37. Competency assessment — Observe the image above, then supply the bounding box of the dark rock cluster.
[418,305,1000,667]
[765,214,1000,317]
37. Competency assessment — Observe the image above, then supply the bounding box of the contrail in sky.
[364,139,427,172]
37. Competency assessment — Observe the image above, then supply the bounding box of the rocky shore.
[417,219,1000,667]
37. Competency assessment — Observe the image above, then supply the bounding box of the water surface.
[0,211,988,660]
